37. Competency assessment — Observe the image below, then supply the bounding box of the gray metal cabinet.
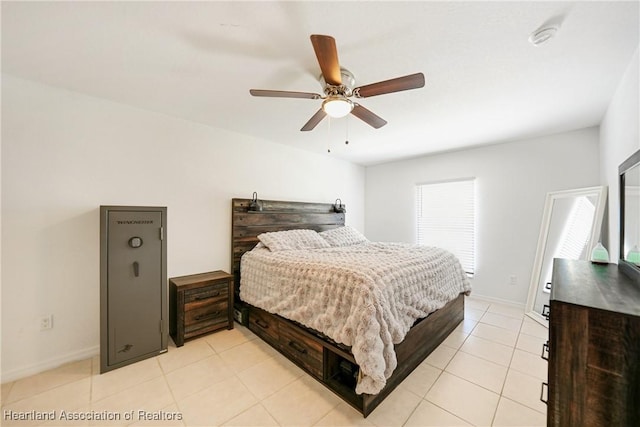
[100,206,168,373]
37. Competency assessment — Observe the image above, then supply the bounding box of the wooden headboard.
[231,198,345,300]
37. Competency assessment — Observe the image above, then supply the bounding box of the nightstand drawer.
[185,300,228,326]
[184,300,229,339]
[184,283,228,304]
[279,321,323,379]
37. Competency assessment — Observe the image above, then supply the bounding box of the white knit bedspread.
[240,242,471,395]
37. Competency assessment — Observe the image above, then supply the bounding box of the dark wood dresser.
[169,270,234,346]
[548,259,640,426]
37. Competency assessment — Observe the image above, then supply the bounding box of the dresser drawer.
[279,321,323,379]
[248,307,279,346]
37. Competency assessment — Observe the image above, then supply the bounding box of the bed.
[231,198,470,416]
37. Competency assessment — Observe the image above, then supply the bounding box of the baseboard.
[1,345,99,384]
[467,292,525,310]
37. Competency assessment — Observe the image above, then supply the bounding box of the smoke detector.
[529,25,559,46]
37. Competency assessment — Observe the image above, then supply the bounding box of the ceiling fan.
[249,34,425,131]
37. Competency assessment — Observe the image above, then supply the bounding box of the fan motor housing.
[320,68,356,92]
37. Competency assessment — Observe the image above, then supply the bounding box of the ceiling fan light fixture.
[322,96,353,118]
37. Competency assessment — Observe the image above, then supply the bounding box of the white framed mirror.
[525,186,608,326]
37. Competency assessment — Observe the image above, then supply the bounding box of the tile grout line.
[480,303,524,426]
[423,309,498,426]
[156,358,187,427]
[1,365,94,408]
[403,312,476,426]
[492,306,523,423]
[1,380,16,408]
[493,313,549,421]
[407,368,474,427]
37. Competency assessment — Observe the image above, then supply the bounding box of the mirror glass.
[525,186,608,326]
[622,162,640,266]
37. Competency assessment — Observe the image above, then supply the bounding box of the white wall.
[365,128,600,303]
[600,47,640,260]
[0,75,365,381]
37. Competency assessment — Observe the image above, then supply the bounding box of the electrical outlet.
[40,315,53,330]
[509,275,517,286]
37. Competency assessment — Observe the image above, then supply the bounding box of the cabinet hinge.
[159,227,164,241]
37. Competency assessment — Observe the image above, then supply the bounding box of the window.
[416,178,476,276]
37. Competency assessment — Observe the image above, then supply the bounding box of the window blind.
[416,179,476,275]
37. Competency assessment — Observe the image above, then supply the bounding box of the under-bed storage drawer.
[248,306,323,378]
[278,321,323,379]
[248,307,279,346]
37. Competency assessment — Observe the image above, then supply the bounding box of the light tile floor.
[1,296,549,426]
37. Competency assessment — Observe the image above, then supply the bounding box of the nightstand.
[169,270,234,346]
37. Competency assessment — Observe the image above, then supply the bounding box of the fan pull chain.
[345,115,350,145]
[327,116,332,153]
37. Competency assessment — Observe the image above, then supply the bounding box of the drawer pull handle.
[542,304,550,320]
[540,382,548,404]
[195,311,219,321]
[541,341,549,361]
[255,319,269,329]
[289,340,307,354]
[195,291,220,301]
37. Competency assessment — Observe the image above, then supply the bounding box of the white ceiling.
[2,1,639,166]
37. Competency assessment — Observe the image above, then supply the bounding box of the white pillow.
[257,229,330,252]
[319,226,369,247]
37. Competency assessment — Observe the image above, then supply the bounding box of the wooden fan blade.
[301,109,327,131]
[354,73,425,98]
[250,89,321,99]
[351,104,387,129]
[310,35,341,86]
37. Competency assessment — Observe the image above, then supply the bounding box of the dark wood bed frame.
[231,198,464,416]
